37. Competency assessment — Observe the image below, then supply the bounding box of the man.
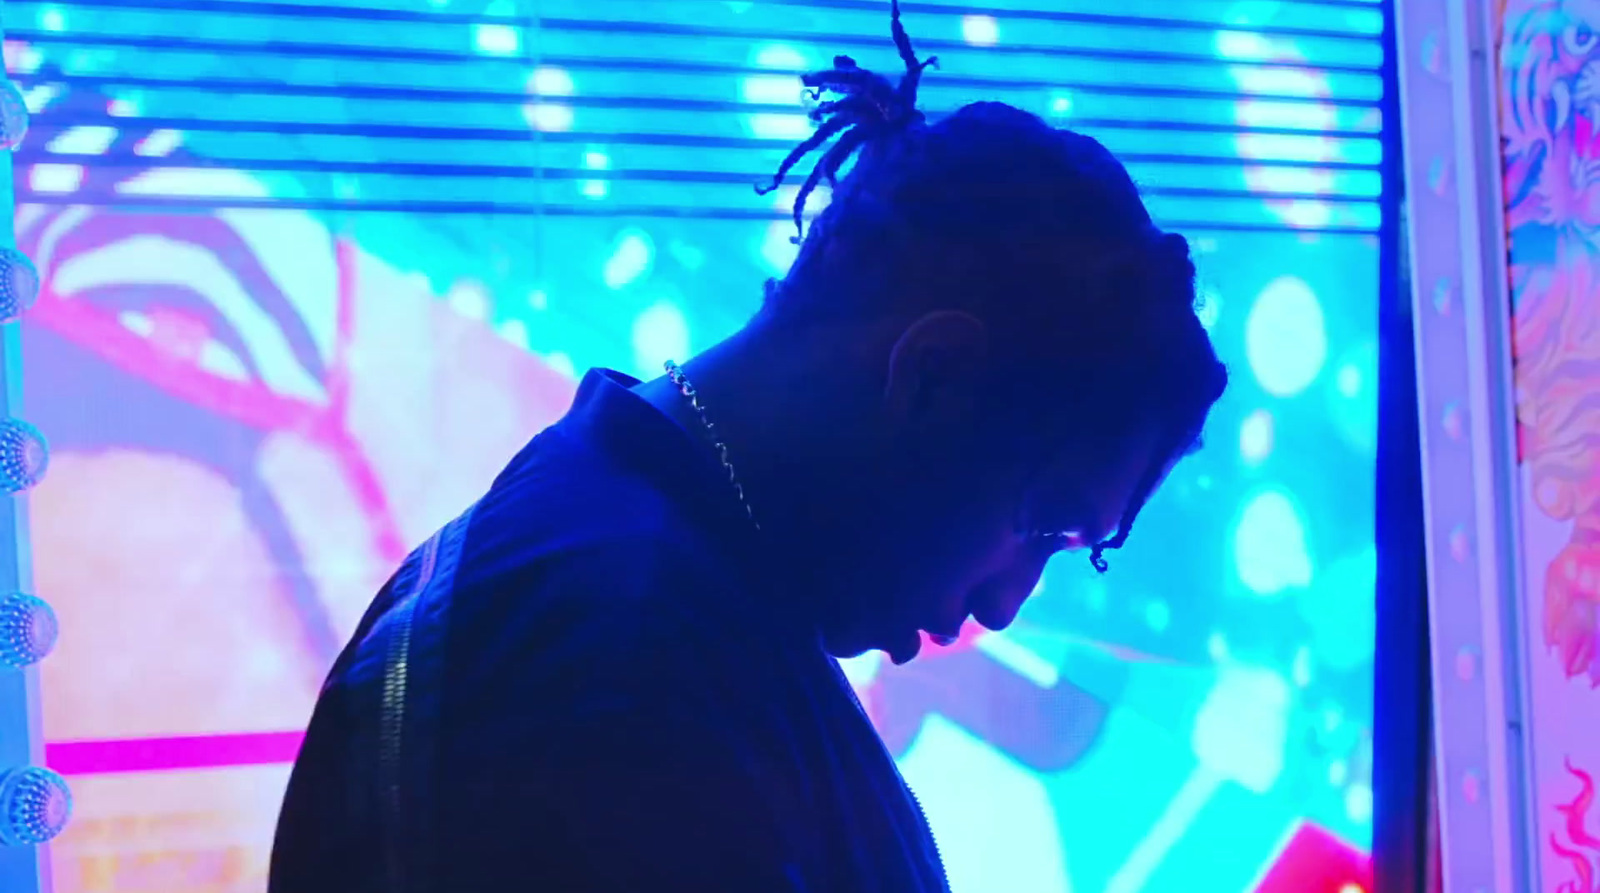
[268,3,1228,890]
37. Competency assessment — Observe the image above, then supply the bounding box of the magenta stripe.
[45,731,306,776]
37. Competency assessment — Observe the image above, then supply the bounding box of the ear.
[883,311,989,430]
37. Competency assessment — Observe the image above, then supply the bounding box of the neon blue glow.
[6,0,1385,887]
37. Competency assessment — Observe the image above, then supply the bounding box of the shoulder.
[438,519,764,759]
[465,427,736,588]
[444,457,747,697]
[460,465,740,632]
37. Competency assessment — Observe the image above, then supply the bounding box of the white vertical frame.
[1394,1,1539,892]
[0,33,52,893]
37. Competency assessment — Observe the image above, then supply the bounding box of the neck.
[637,321,874,553]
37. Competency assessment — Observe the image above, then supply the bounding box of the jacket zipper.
[905,786,948,892]
[378,528,445,893]
[828,656,950,892]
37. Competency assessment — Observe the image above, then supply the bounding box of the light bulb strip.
[0,62,69,872]
[1395,2,1540,892]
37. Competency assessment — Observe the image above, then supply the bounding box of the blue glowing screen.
[5,1,1384,890]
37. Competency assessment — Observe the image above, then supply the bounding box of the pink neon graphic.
[46,732,307,777]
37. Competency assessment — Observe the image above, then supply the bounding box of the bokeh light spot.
[1292,645,1312,686]
[1240,409,1274,463]
[525,104,573,132]
[543,351,577,379]
[1328,339,1378,453]
[1214,29,1271,60]
[753,43,808,69]
[474,23,519,55]
[531,66,574,96]
[1234,488,1313,596]
[524,69,574,132]
[1207,632,1229,660]
[744,44,812,139]
[1344,782,1373,823]
[1192,665,1289,793]
[1144,599,1170,633]
[1246,275,1327,397]
[632,301,691,374]
[1337,364,1360,397]
[603,229,654,290]
[744,113,812,140]
[962,15,1000,46]
[497,319,530,350]
[446,282,489,321]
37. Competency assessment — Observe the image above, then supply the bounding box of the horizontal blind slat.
[7,0,1386,235]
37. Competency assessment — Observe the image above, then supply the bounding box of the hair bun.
[755,0,937,242]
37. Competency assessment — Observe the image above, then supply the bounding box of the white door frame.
[1393,1,1540,891]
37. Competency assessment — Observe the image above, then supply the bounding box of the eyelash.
[1030,530,1083,550]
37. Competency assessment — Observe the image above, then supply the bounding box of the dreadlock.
[756,1,1228,573]
[755,0,935,243]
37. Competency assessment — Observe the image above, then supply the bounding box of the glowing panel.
[5,2,1385,890]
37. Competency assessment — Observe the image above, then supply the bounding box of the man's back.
[268,370,948,892]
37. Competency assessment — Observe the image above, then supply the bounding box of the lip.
[923,619,971,648]
[890,621,969,664]
[888,631,922,665]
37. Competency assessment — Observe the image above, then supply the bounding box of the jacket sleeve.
[269,563,414,893]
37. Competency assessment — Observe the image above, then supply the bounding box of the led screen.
[6,1,1384,890]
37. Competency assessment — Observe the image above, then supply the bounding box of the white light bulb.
[0,767,72,846]
[0,248,40,324]
[0,419,49,494]
[0,593,57,669]
[0,79,27,151]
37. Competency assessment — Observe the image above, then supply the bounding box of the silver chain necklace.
[663,360,760,532]
[664,369,948,887]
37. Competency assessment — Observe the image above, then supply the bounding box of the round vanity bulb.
[0,79,27,151]
[0,419,48,494]
[0,593,57,669]
[0,249,40,324]
[0,767,71,847]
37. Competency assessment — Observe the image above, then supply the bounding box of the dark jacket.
[268,370,949,892]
